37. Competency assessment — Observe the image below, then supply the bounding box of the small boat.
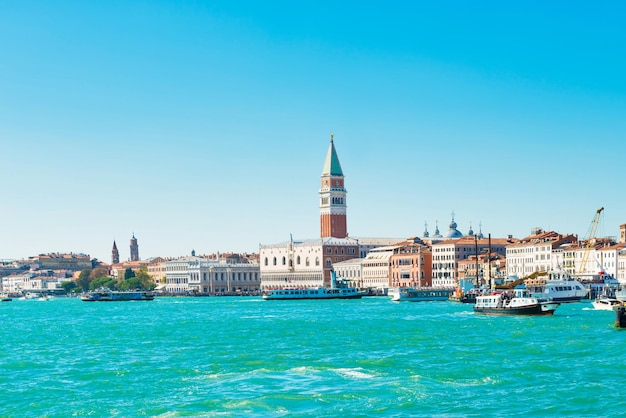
[474,289,560,316]
[389,287,452,302]
[592,297,622,311]
[262,270,365,300]
[81,289,154,302]
[459,288,483,304]
[1,294,12,302]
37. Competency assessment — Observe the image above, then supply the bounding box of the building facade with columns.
[165,255,260,294]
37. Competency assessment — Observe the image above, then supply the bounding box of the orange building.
[389,238,433,288]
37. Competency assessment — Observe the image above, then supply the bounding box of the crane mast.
[577,207,604,275]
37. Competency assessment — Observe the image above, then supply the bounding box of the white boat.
[474,289,560,316]
[81,289,154,302]
[388,287,452,302]
[262,270,364,300]
[526,271,588,303]
[592,297,622,311]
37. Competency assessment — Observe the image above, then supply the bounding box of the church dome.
[444,214,463,239]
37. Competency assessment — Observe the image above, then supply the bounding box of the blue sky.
[1,1,625,262]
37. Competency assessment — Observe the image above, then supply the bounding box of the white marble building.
[165,256,260,294]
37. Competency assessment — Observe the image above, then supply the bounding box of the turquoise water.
[1,297,625,417]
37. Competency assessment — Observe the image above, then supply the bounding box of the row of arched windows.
[264,256,321,267]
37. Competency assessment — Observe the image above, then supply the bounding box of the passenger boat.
[81,289,154,302]
[525,272,588,303]
[262,270,365,300]
[389,287,452,302]
[474,289,560,316]
[592,297,622,311]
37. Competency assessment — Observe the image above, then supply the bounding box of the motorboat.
[474,288,560,316]
[389,287,452,302]
[592,297,622,311]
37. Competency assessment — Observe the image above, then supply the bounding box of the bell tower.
[130,234,139,261]
[111,240,119,265]
[319,134,347,238]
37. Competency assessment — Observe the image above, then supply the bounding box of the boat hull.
[389,287,452,302]
[474,303,557,316]
[81,290,154,302]
[262,287,364,300]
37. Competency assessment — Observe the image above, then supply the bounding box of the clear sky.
[1,1,625,262]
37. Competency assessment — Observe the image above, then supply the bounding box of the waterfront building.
[147,257,169,285]
[260,237,358,289]
[361,246,395,291]
[331,257,364,288]
[130,234,139,261]
[561,237,620,279]
[165,255,260,294]
[389,238,432,288]
[617,249,626,284]
[458,252,506,287]
[506,228,577,278]
[432,235,510,288]
[597,242,626,279]
[1,272,31,293]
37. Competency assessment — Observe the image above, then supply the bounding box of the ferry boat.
[474,289,560,316]
[262,271,364,301]
[388,287,452,302]
[81,289,154,302]
[525,271,588,303]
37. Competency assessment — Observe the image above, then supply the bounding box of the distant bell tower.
[130,234,139,261]
[319,134,347,238]
[111,240,120,265]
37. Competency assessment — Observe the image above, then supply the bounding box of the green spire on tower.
[321,134,344,177]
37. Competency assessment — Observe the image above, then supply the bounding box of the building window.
[273,257,277,266]
[264,257,268,266]
[282,256,286,265]
[297,256,301,265]
[306,257,310,267]
[316,257,320,266]
[326,258,332,267]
